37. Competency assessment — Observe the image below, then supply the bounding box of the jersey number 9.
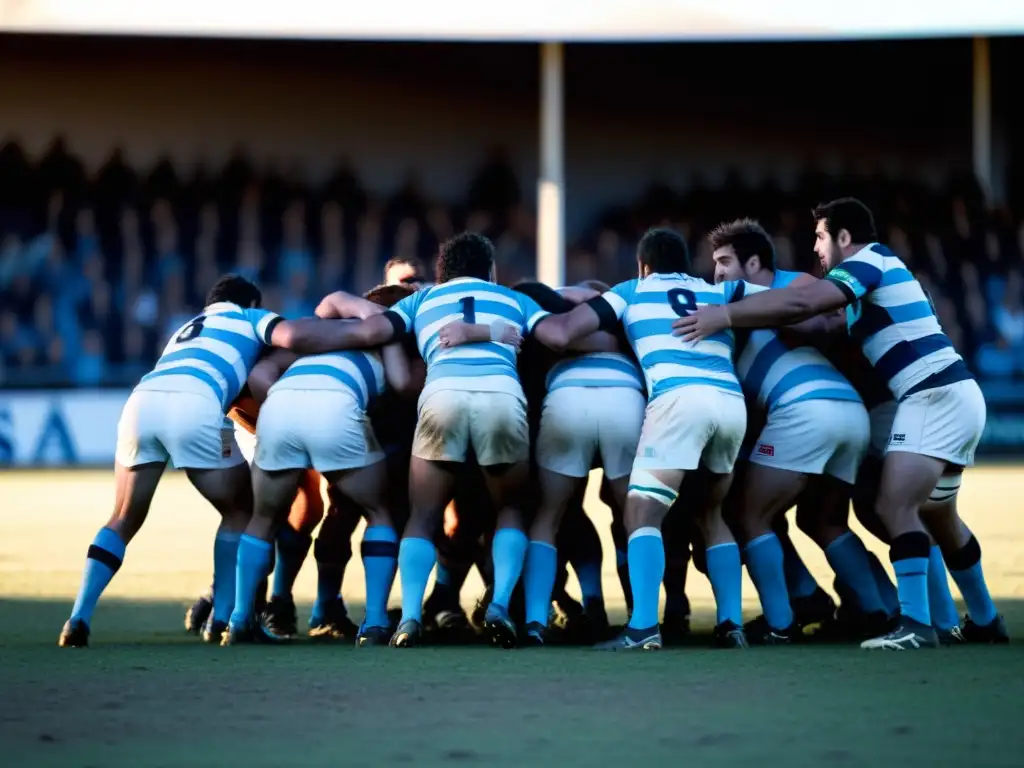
[667,288,697,317]
[175,315,206,343]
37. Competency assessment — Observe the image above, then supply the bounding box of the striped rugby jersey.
[735,269,861,411]
[270,331,385,411]
[825,243,972,400]
[137,302,281,410]
[545,351,644,393]
[596,273,752,401]
[386,277,549,402]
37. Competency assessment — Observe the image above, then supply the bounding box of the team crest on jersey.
[757,444,775,457]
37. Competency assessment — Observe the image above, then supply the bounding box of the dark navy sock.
[272,526,312,601]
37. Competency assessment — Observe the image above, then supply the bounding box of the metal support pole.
[537,41,565,288]
[973,36,992,203]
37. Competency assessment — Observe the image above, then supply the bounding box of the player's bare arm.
[672,280,850,343]
[247,348,300,402]
[269,314,400,354]
[315,291,386,320]
[437,321,523,349]
[381,342,419,396]
[556,286,601,304]
[531,302,603,352]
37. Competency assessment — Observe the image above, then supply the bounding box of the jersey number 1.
[667,288,697,317]
[176,315,206,343]
[459,297,476,324]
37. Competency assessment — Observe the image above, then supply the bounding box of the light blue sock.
[490,528,529,610]
[949,562,997,626]
[781,533,819,599]
[361,526,398,629]
[825,532,886,615]
[868,552,899,617]
[229,535,274,629]
[707,542,743,626]
[893,557,930,626]
[524,541,558,627]
[272,526,312,600]
[927,546,960,631]
[575,560,604,609]
[626,527,664,630]
[212,530,241,623]
[70,527,126,625]
[398,537,435,623]
[744,534,792,630]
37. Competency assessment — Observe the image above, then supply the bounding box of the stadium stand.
[1,137,1022,388]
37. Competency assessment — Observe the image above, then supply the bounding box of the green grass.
[3,598,1024,767]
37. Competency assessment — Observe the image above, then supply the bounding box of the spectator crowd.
[2,138,1023,388]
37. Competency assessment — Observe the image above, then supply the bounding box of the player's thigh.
[469,392,530,467]
[115,390,171,468]
[701,390,747,475]
[412,389,472,463]
[186,460,253,524]
[868,401,898,459]
[254,390,312,471]
[535,388,598,479]
[165,394,245,471]
[326,458,389,524]
[632,388,710,473]
[885,380,986,467]
[597,387,646,481]
[821,400,871,485]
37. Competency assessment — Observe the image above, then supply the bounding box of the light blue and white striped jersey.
[137,302,281,410]
[825,243,972,400]
[271,338,385,411]
[736,270,862,411]
[546,351,645,393]
[598,273,749,401]
[386,277,549,402]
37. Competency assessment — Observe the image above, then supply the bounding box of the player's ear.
[746,255,761,274]
[836,228,853,249]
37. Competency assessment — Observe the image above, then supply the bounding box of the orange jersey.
[227,391,260,436]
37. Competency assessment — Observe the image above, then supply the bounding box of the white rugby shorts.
[255,389,384,472]
[234,422,257,465]
[536,386,645,480]
[412,389,529,466]
[886,379,986,467]
[632,385,746,474]
[867,400,898,458]
[115,390,244,470]
[749,398,870,485]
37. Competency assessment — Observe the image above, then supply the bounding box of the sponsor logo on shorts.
[757,444,774,457]
[221,430,233,458]
[890,433,905,444]
[643,447,656,459]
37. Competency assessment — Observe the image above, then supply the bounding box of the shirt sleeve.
[383,291,420,334]
[517,294,551,333]
[244,308,284,345]
[825,251,883,302]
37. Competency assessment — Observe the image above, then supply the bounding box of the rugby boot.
[960,614,1010,644]
[661,607,692,647]
[262,595,298,639]
[936,625,966,646]
[714,620,750,649]
[201,617,229,645]
[220,617,290,646]
[184,594,213,635]
[471,586,493,631]
[308,597,359,641]
[58,618,89,648]
[593,624,662,651]
[792,587,837,636]
[390,619,424,648]
[860,617,938,650]
[356,624,391,647]
[745,615,799,645]
[484,604,518,649]
[523,621,548,647]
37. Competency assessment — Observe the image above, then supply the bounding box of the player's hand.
[437,321,476,348]
[671,305,731,342]
[495,323,523,350]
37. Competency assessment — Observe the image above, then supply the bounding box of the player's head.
[206,274,262,308]
[364,283,416,308]
[812,198,877,273]
[384,256,427,288]
[708,218,775,284]
[435,232,495,284]
[636,227,690,278]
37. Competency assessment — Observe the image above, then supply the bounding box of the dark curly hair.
[205,274,262,308]
[637,227,690,275]
[435,232,495,284]
[707,218,775,271]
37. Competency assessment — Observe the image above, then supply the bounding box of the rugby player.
[223,283,420,645]
[59,275,364,647]
[706,218,884,643]
[284,233,547,648]
[675,198,1007,649]
[530,227,752,650]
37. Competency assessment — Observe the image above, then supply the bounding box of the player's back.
[137,301,279,410]
[545,350,644,393]
[736,269,861,411]
[618,273,742,400]
[271,343,386,411]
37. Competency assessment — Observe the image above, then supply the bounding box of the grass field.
[2,468,1023,766]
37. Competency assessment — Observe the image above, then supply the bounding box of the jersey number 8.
[175,315,206,343]
[667,288,698,317]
